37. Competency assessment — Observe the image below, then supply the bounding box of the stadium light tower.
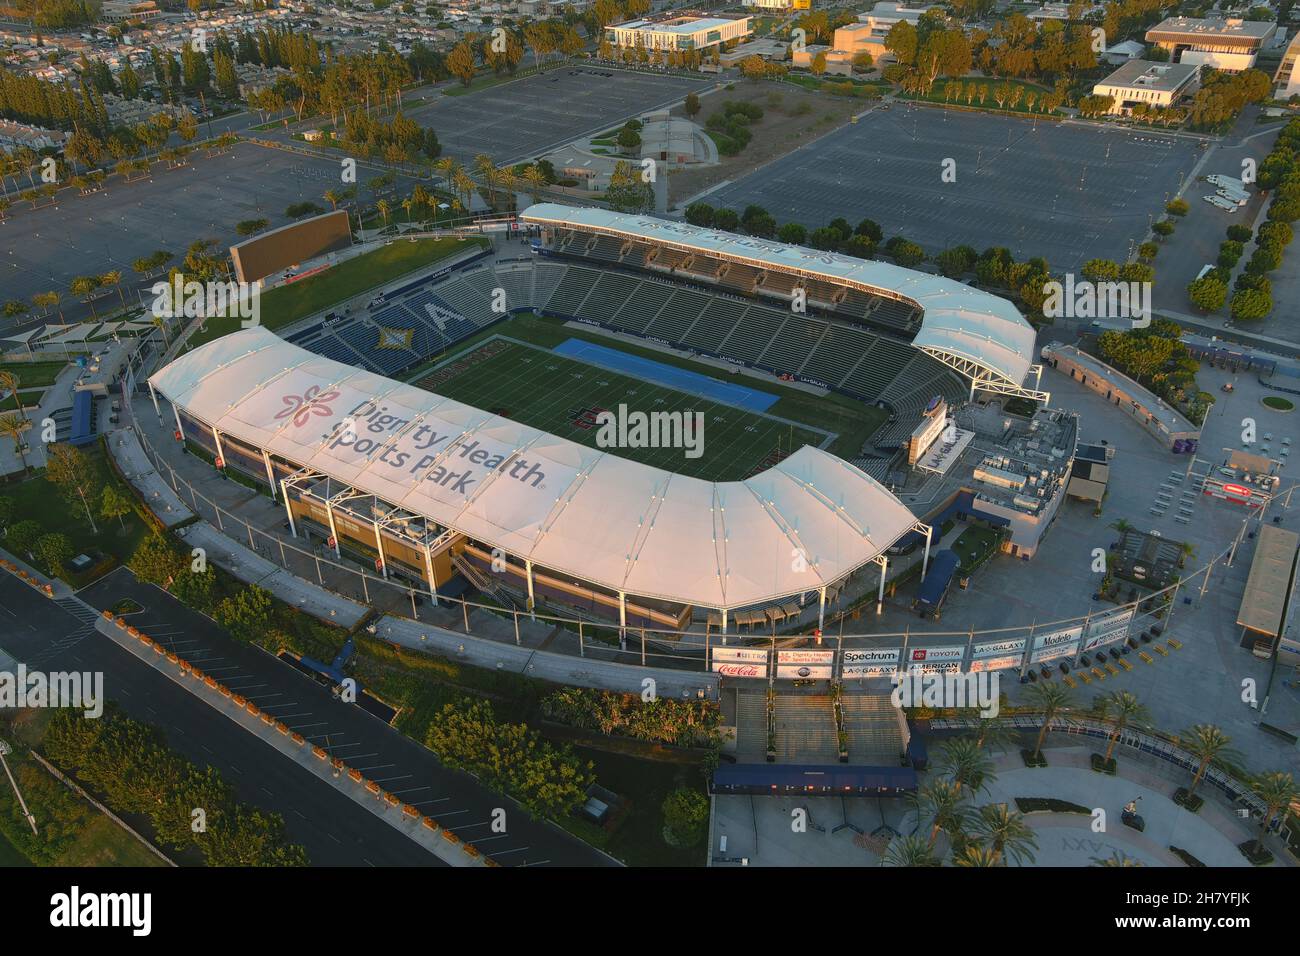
[0,738,37,836]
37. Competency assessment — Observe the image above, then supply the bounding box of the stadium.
[148,203,1050,635]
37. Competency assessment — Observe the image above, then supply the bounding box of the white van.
[1217,189,1248,206]
[1204,194,1238,212]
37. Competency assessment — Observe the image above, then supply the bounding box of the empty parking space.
[403,68,712,164]
[706,107,1200,273]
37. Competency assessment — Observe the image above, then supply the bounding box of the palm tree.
[523,164,546,204]
[1025,681,1074,763]
[452,170,476,215]
[970,803,1037,865]
[376,198,391,226]
[1095,690,1151,765]
[496,166,517,211]
[910,779,969,848]
[971,718,1019,755]
[1091,850,1144,867]
[401,198,414,222]
[101,270,125,308]
[1178,724,1240,798]
[324,188,341,210]
[0,413,29,473]
[935,736,994,796]
[881,834,940,867]
[473,153,497,208]
[0,370,24,424]
[1108,518,1133,534]
[952,843,1001,867]
[1249,771,1298,849]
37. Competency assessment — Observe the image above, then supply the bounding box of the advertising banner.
[1082,608,1135,651]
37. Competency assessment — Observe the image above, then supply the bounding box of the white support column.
[423,542,439,607]
[969,377,976,402]
[618,591,627,650]
[525,559,536,621]
[373,518,388,580]
[172,402,185,441]
[720,607,728,646]
[262,450,277,500]
[922,523,932,578]
[877,555,888,615]
[148,382,161,421]
[324,497,341,559]
[280,478,296,538]
[211,427,225,471]
[817,586,826,636]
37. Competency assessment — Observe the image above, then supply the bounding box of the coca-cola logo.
[714,663,763,677]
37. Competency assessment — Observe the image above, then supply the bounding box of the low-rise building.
[1274,31,1300,99]
[1103,39,1146,64]
[605,12,752,51]
[1092,59,1200,114]
[0,120,68,153]
[1145,15,1276,72]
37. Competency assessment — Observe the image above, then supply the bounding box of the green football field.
[414,337,829,482]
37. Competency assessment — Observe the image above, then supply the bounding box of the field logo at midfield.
[1042,274,1151,329]
[595,403,705,459]
[890,668,1000,718]
[149,273,261,329]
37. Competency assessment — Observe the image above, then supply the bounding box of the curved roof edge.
[148,327,919,611]
[521,203,1037,387]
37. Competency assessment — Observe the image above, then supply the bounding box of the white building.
[1093,60,1201,114]
[605,12,751,52]
[1275,31,1300,99]
[1146,16,1277,72]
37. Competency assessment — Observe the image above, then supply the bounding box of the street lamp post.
[0,739,37,836]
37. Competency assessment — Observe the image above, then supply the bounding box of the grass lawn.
[899,77,1058,115]
[952,524,1002,573]
[1263,395,1294,411]
[183,236,487,350]
[405,313,887,463]
[1,440,150,585]
[555,747,707,867]
[418,337,825,481]
[0,361,69,389]
[0,713,166,867]
[0,389,42,412]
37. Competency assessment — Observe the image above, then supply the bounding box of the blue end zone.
[552,338,778,413]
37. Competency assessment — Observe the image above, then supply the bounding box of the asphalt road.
[74,568,614,867]
[0,572,443,866]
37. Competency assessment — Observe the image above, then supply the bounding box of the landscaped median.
[93,612,493,868]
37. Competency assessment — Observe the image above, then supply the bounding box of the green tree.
[44,443,101,532]
[1095,690,1150,764]
[1176,725,1239,798]
[1188,274,1228,312]
[99,484,134,532]
[7,519,43,559]
[1026,681,1073,762]
[34,532,73,575]
[661,787,709,846]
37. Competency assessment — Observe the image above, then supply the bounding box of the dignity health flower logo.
[274,385,340,428]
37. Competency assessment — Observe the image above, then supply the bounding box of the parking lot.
[0,142,406,319]
[77,568,614,867]
[401,68,713,165]
[704,107,1201,273]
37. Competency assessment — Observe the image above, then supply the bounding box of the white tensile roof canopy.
[521,203,1038,389]
[149,327,919,611]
